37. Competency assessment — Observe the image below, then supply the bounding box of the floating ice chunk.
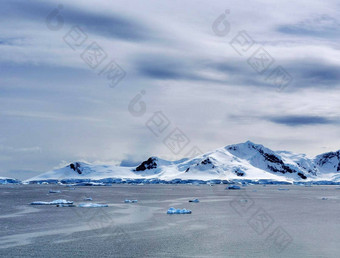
[84,197,93,201]
[49,199,73,205]
[31,199,73,205]
[167,207,192,214]
[56,204,76,207]
[227,185,241,190]
[78,203,108,208]
[188,199,200,203]
[31,201,50,205]
[49,190,61,193]
[124,199,138,203]
[321,197,328,200]
[239,199,248,203]
[278,188,289,191]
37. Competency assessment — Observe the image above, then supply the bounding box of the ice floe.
[188,199,200,203]
[49,190,61,193]
[78,203,108,208]
[167,207,192,214]
[124,199,138,203]
[227,185,241,190]
[30,199,73,205]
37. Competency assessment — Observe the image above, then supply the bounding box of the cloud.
[0,145,41,153]
[0,37,25,46]
[133,53,233,86]
[277,15,340,39]
[120,159,141,167]
[134,54,205,81]
[207,58,340,90]
[2,0,154,42]
[271,60,340,90]
[2,170,40,180]
[268,115,338,126]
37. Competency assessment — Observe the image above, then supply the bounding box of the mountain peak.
[226,140,265,152]
[245,140,257,145]
[135,157,158,171]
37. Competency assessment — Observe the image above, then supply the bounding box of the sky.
[0,0,339,179]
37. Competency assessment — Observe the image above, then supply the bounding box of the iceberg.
[30,199,73,205]
[124,199,138,203]
[188,199,200,203]
[167,207,192,214]
[78,203,108,208]
[227,185,241,190]
[84,197,93,201]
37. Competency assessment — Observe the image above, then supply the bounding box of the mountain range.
[23,141,340,184]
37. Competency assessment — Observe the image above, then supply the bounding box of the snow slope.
[25,141,340,184]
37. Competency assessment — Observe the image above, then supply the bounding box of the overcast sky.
[1,0,339,179]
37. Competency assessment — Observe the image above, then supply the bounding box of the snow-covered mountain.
[0,177,21,184]
[314,151,340,173]
[24,141,340,184]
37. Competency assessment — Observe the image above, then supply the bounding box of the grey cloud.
[2,0,153,42]
[209,59,340,90]
[134,54,340,91]
[284,61,340,89]
[0,37,25,46]
[134,55,221,82]
[268,115,338,126]
[277,15,340,39]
